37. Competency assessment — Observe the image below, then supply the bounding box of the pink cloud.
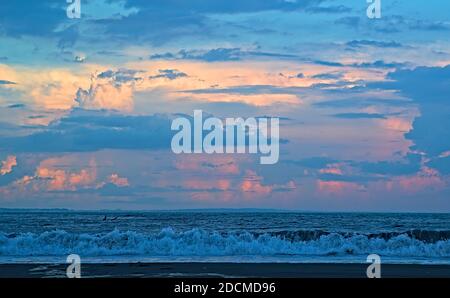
[381,117,412,132]
[319,163,344,175]
[240,170,296,198]
[183,178,231,191]
[34,158,98,191]
[174,155,241,175]
[317,180,364,196]
[75,77,134,111]
[390,167,445,194]
[0,156,17,175]
[108,173,130,187]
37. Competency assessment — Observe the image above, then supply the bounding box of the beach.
[1,262,449,278]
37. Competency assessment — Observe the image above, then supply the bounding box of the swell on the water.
[0,228,449,258]
[268,229,450,243]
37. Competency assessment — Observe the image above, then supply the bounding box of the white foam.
[0,228,449,260]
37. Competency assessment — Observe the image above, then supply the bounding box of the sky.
[0,0,449,211]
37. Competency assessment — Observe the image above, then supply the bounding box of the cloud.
[0,65,90,110]
[149,69,188,80]
[179,84,301,106]
[317,172,379,184]
[334,16,360,28]
[240,170,273,195]
[409,20,450,31]
[183,178,232,192]
[385,167,445,194]
[284,157,337,169]
[356,153,422,176]
[75,69,143,111]
[345,40,403,49]
[0,156,17,175]
[126,0,326,14]
[0,0,137,39]
[96,69,143,84]
[2,109,173,153]
[311,72,343,80]
[0,0,66,37]
[57,24,80,50]
[0,154,42,188]
[0,80,16,85]
[95,183,134,197]
[183,85,303,95]
[310,59,405,69]
[36,165,97,191]
[331,113,387,119]
[150,48,298,62]
[370,65,450,159]
[314,98,414,109]
[372,65,450,104]
[316,180,365,196]
[406,107,450,158]
[108,173,130,187]
[286,154,423,182]
[175,156,241,175]
[335,15,450,33]
[305,5,351,14]
[75,83,134,111]
[173,48,240,62]
[6,103,25,109]
[427,156,450,175]
[73,55,86,63]
[2,154,136,196]
[350,60,406,69]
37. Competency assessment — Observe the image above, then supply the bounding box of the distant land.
[0,208,448,214]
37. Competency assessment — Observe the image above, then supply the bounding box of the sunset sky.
[0,0,450,211]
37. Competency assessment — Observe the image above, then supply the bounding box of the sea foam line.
[0,228,449,258]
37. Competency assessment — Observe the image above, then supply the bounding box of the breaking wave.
[0,228,449,258]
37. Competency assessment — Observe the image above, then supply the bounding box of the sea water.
[0,210,449,264]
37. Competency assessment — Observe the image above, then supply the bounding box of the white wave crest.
[0,228,449,258]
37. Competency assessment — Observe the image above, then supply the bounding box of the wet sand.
[0,262,449,278]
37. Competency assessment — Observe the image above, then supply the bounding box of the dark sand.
[0,263,449,278]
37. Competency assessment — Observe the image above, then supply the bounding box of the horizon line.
[0,207,449,214]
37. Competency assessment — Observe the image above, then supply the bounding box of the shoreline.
[0,262,449,278]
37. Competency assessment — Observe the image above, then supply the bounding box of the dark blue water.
[0,211,449,264]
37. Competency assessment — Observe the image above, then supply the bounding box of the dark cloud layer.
[332,113,387,119]
[1,109,173,153]
[372,66,450,169]
[0,0,65,37]
[149,69,188,80]
[123,0,326,14]
[150,48,298,62]
[346,40,403,49]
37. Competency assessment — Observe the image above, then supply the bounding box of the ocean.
[0,210,449,265]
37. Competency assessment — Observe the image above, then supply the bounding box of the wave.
[0,228,449,258]
[267,229,450,243]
